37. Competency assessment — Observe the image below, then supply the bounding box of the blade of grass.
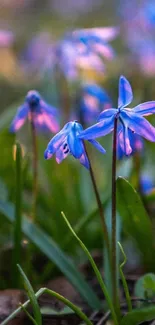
[61,211,119,325]
[12,143,22,288]
[17,264,42,325]
[118,242,132,312]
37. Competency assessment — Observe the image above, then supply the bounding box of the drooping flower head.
[10,90,60,133]
[79,83,112,124]
[79,76,155,155]
[44,121,106,169]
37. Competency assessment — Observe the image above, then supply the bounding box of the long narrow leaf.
[116,177,154,270]
[17,264,42,325]
[0,200,101,310]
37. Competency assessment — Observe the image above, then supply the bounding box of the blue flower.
[140,173,155,195]
[44,121,106,169]
[79,83,112,124]
[72,27,119,60]
[79,76,155,155]
[10,90,60,133]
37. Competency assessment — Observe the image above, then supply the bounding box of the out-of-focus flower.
[0,30,14,47]
[79,83,112,124]
[119,0,155,75]
[79,76,155,155]
[22,27,118,81]
[10,90,60,133]
[58,27,119,80]
[140,173,155,195]
[21,32,54,74]
[44,121,106,169]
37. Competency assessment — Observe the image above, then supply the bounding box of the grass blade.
[12,143,22,288]
[17,264,42,325]
[118,242,132,312]
[61,211,119,325]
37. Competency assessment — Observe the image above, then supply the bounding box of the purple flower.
[72,27,119,60]
[44,121,106,169]
[10,90,60,133]
[79,83,112,124]
[79,76,155,155]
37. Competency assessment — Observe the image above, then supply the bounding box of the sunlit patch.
[13,143,25,161]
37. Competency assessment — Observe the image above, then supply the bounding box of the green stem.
[84,143,110,258]
[12,142,22,288]
[118,242,132,312]
[61,212,119,325]
[1,287,92,325]
[30,115,38,220]
[111,117,119,309]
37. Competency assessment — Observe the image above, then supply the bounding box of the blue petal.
[67,133,83,158]
[98,108,117,121]
[79,151,90,169]
[44,122,71,159]
[88,139,106,154]
[133,101,155,116]
[55,143,70,164]
[121,109,155,142]
[118,75,133,109]
[118,124,132,156]
[10,104,29,132]
[78,115,115,140]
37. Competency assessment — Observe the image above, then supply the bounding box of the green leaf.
[134,273,155,300]
[0,199,101,310]
[17,265,42,325]
[116,177,154,270]
[120,305,155,325]
[40,306,74,315]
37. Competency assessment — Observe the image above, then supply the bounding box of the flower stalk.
[111,117,119,312]
[84,143,110,258]
[30,114,38,221]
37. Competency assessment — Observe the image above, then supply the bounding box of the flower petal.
[121,110,155,142]
[73,27,119,42]
[118,125,132,156]
[55,143,70,164]
[133,101,155,116]
[10,104,29,132]
[88,139,106,154]
[45,122,70,158]
[79,115,115,140]
[98,108,117,121]
[79,152,90,169]
[67,133,83,158]
[118,75,133,108]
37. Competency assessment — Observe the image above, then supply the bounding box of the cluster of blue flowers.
[120,0,155,75]
[10,75,155,169]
